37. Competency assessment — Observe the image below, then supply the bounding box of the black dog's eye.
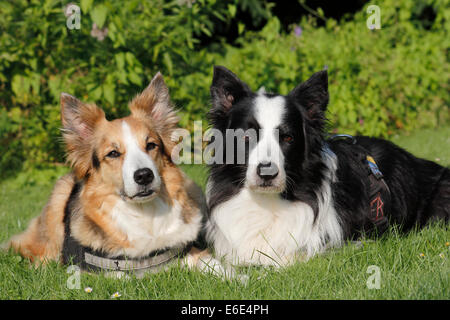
[106,150,121,158]
[281,134,294,144]
[146,142,157,151]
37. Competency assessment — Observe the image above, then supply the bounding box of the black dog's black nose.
[257,162,279,180]
[134,168,154,185]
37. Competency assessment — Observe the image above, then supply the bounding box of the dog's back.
[332,136,449,232]
[5,174,75,263]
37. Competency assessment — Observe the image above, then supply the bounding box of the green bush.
[0,0,236,175]
[0,0,448,177]
[214,1,450,137]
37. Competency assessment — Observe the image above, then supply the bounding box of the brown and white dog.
[5,73,227,278]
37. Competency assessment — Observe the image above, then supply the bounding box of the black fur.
[207,66,449,240]
[92,151,100,170]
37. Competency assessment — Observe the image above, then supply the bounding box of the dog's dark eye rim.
[146,142,158,151]
[281,134,294,143]
[106,150,121,158]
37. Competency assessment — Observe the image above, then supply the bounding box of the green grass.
[0,127,449,300]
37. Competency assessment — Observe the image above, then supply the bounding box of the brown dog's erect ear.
[129,72,179,155]
[210,66,251,112]
[130,72,178,127]
[60,93,105,179]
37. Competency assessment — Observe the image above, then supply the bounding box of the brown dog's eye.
[106,150,121,158]
[146,142,157,151]
[281,134,294,144]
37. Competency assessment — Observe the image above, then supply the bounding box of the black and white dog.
[205,66,449,266]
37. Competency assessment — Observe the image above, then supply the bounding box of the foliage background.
[0,0,449,178]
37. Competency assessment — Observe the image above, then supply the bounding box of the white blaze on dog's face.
[209,66,299,195]
[90,117,165,203]
[246,95,287,193]
[60,72,179,203]
[119,120,161,202]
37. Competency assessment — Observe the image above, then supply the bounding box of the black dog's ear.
[210,66,251,111]
[288,70,329,118]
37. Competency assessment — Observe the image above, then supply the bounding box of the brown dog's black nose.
[257,162,279,180]
[134,168,154,185]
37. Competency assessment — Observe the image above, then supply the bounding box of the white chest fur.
[110,197,201,258]
[206,186,343,266]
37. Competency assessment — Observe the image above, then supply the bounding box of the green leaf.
[317,7,325,18]
[200,25,212,37]
[115,53,125,70]
[30,73,40,96]
[11,75,27,97]
[116,69,128,85]
[108,22,117,41]
[125,52,136,66]
[238,23,245,35]
[103,83,115,104]
[90,5,108,28]
[90,86,102,100]
[228,4,236,18]
[163,53,173,75]
[80,0,93,13]
[128,71,142,86]
[152,43,162,62]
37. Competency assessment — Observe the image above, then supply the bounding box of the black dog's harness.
[327,134,391,233]
[61,182,192,274]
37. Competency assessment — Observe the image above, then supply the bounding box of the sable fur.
[5,73,210,270]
